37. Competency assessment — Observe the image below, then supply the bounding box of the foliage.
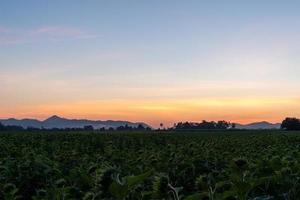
[174,120,232,130]
[281,117,300,130]
[0,130,300,199]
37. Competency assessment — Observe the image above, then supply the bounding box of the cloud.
[0,25,100,45]
[31,26,84,37]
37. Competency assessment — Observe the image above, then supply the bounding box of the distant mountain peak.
[235,121,281,129]
[248,121,271,125]
[44,115,63,121]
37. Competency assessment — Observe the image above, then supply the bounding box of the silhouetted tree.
[199,120,216,129]
[84,125,94,131]
[160,123,164,129]
[116,124,133,131]
[0,122,5,131]
[216,121,230,129]
[116,126,124,131]
[136,124,146,130]
[281,117,300,130]
[4,125,24,131]
[174,120,232,130]
[231,123,236,129]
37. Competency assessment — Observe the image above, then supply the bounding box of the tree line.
[173,118,300,131]
[1,117,300,131]
[172,120,233,130]
[0,123,151,132]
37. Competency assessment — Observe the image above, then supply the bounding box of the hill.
[235,121,281,129]
[0,115,150,129]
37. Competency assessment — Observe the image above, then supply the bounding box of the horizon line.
[0,114,286,126]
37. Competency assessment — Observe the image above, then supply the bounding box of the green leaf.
[109,171,152,199]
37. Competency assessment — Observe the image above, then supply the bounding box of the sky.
[1,0,300,127]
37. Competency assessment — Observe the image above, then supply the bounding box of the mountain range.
[0,115,150,129]
[235,121,281,129]
[0,116,281,130]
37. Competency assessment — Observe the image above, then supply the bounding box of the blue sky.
[1,1,300,126]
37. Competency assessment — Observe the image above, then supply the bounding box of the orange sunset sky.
[1,1,300,127]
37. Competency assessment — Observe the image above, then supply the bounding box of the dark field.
[1,130,300,199]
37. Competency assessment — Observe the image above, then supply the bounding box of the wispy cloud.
[0,25,101,45]
[31,26,84,37]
